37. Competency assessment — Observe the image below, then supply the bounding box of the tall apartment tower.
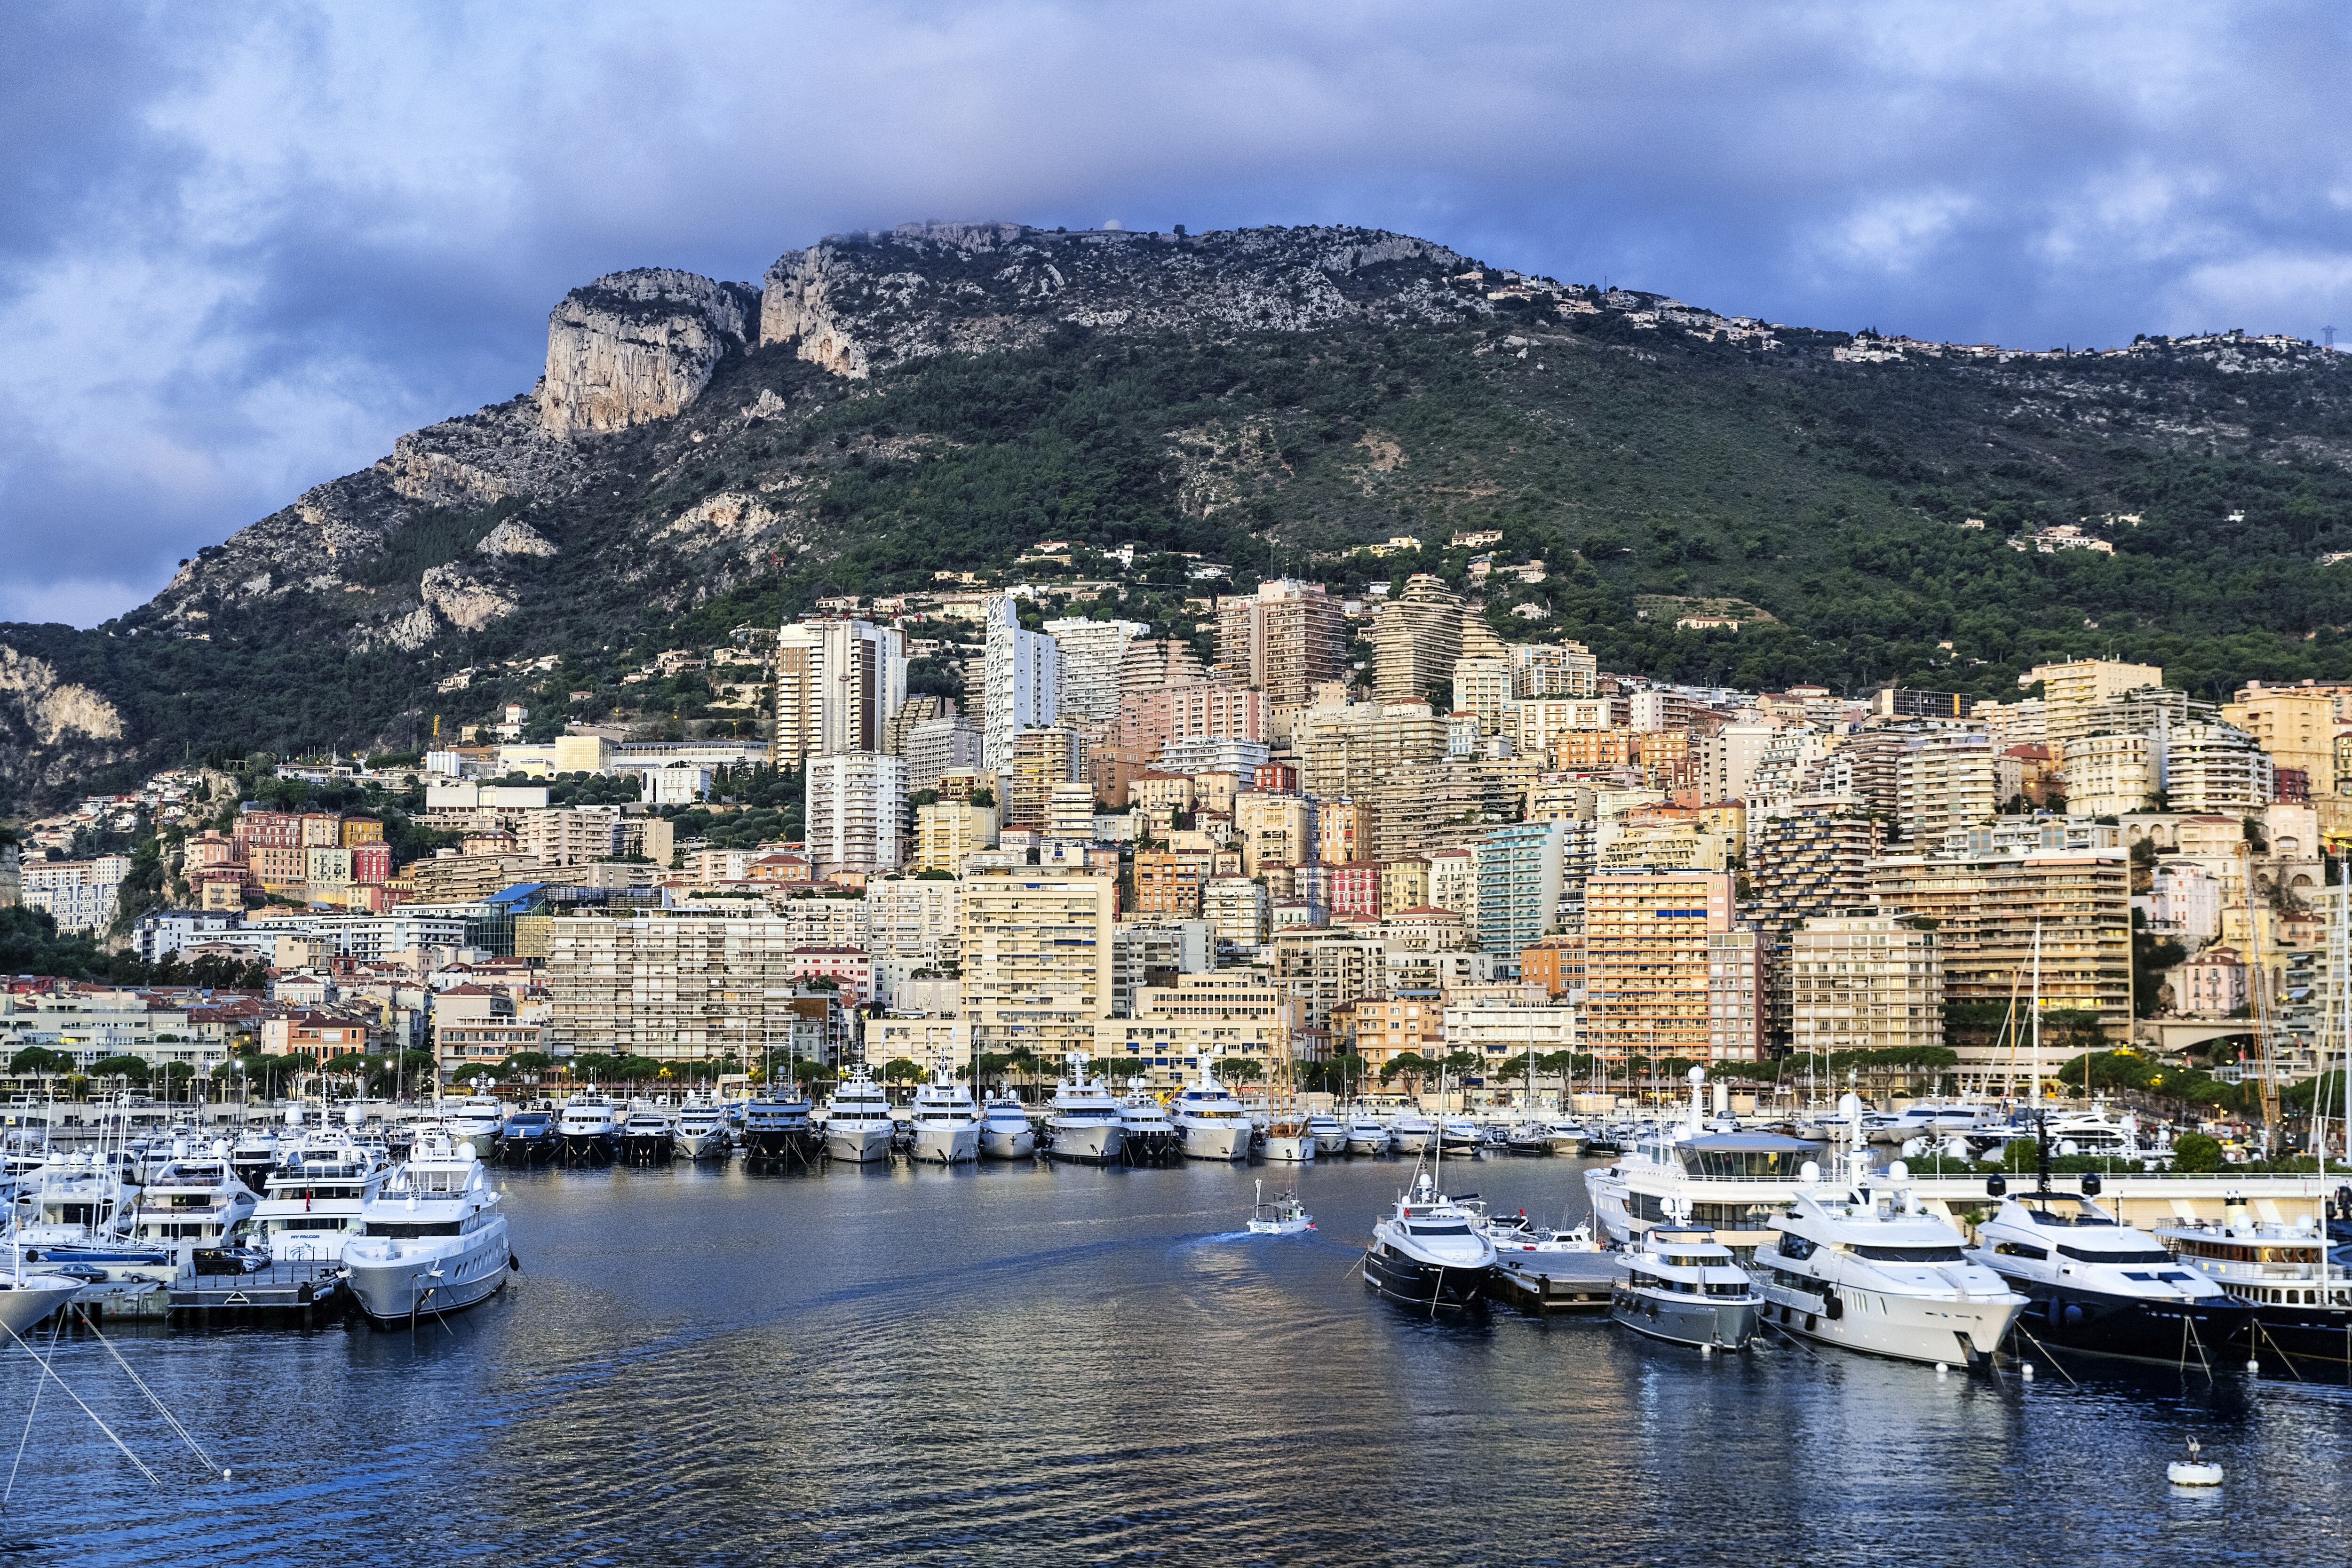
[1043,617,1150,733]
[2023,658,2164,745]
[1892,732,1997,844]
[1512,642,1599,700]
[805,752,910,876]
[982,594,1059,772]
[1371,575,1465,703]
[1217,580,1345,710]
[771,618,906,768]
[1584,869,1745,1064]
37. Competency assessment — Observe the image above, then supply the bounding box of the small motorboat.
[1247,1180,1313,1236]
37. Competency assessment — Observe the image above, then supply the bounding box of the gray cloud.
[4,0,2349,625]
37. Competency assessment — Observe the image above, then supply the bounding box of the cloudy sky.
[5,1,2349,627]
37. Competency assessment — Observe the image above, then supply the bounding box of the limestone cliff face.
[0,645,127,798]
[537,268,760,437]
[758,221,1479,379]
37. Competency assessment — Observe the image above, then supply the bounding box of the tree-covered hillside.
[5,222,2352,813]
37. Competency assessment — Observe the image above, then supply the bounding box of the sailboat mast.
[2029,923,2042,1110]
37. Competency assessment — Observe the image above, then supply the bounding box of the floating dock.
[168,1260,347,1328]
[1494,1257,1616,1316]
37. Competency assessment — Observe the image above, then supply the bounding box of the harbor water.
[8,1155,2350,1565]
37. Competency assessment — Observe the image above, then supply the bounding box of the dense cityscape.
[7,543,2340,1153]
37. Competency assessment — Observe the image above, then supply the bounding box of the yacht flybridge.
[1584,1069,1818,1252]
[247,1137,390,1263]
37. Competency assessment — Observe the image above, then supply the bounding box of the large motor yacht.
[500,1107,558,1164]
[1971,1182,2253,1364]
[1749,1116,2026,1369]
[1306,1114,1347,1156]
[741,1094,814,1160]
[818,1066,898,1163]
[907,1063,982,1165]
[2153,1195,2352,1374]
[1170,1061,1255,1161]
[14,1148,139,1251]
[1363,1168,1498,1313]
[1611,1222,1764,1351]
[620,1104,675,1164]
[1387,1109,1435,1156]
[1117,1093,1180,1163]
[446,1095,508,1150]
[1045,1054,1126,1165]
[1584,1069,1820,1252]
[555,1095,621,1165]
[247,1138,391,1263]
[979,1096,1037,1160]
[342,1134,512,1323]
[130,1147,258,1246]
[673,1098,734,1161]
[1344,1111,1393,1157]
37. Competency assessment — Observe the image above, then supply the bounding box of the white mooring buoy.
[2168,1437,2223,1488]
[1935,1362,1948,1378]
[2020,1363,2034,1382]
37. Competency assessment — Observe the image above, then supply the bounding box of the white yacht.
[619,1104,675,1164]
[1388,1110,1435,1155]
[1344,1111,1393,1157]
[818,1066,898,1163]
[979,1097,1037,1161]
[1364,1168,1498,1313]
[1306,1114,1347,1156]
[14,1149,139,1251]
[446,1095,507,1149]
[1046,1054,1126,1165]
[555,1095,620,1164]
[1585,1070,1821,1252]
[1116,1093,1179,1162]
[1544,1117,1591,1157]
[1750,1135,2026,1368]
[1170,1062,1254,1161]
[1260,1103,1318,1164]
[907,1063,982,1165]
[130,1149,258,1245]
[673,1099,733,1161]
[1437,1115,1483,1155]
[341,1135,512,1323]
[0,1269,81,1336]
[247,1138,391,1263]
[1971,1184,2253,1363]
[1612,1222,1764,1350]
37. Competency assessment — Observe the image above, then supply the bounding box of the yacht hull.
[1311,1129,1348,1155]
[346,1235,511,1324]
[2005,1279,2256,1365]
[1756,1281,2023,1368]
[1116,1127,1179,1164]
[1259,1131,1316,1164]
[621,1131,674,1165]
[1612,1286,1757,1350]
[981,1127,1036,1161]
[1345,1130,1392,1156]
[0,1275,83,1336]
[1389,1128,1433,1155]
[912,1125,981,1165]
[1048,1123,1123,1164]
[742,1129,813,1160]
[1362,1244,1492,1313]
[824,1126,896,1164]
[1179,1122,1253,1161]
[674,1129,732,1161]
[2236,1302,2352,1374]
[500,1132,556,1166]
[556,1132,615,1166]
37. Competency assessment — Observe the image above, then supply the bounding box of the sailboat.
[1260,1011,1316,1163]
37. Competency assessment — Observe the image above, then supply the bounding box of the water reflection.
[2,1156,2345,1565]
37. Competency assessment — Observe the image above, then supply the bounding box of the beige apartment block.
[1583,870,1738,1064]
[1294,698,1448,803]
[1371,575,1466,702]
[958,872,1115,1062]
[1865,849,2132,1038]
[1788,914,1944,1060]
[1451,655,1514,735]
[1893,732,1997,844]
[2222,683,2336,790]
[1094,970,1300,1088]
[548,914,839,1062]
[2024,658,2165,744]
[1216,578,1345,711]
[914,801,1000,875]
[1236,791,1316,876]
[1380,856,1431,917]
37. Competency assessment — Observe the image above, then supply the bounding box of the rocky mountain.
[5,219,2352,812]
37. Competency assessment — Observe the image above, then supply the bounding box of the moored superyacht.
[979,1096,1037,1161]
[818,1065,898,1163]
[342,1134,512,1324]
[1612,1221,1764,1351]
[1045,1054,1125,1164]
[672,1098,734,1161]
[247,1137,391,1263]
[555,1095,621,1165]
[1972,1179,2253,1364]
[2153,1194,2352,1374]
[1750,1103,2026,1369]
[1170,1061,1255,1161]
[907,1061,982,1165]
[1116,1092,1180,1163]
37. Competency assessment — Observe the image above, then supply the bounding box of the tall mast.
[2029,923,2042,1110]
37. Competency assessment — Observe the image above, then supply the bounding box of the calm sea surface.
[4,1154,2346,1566]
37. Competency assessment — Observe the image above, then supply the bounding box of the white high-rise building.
[982,595,1058,771]
[1042,617,1148,733]
[805,752,909,876]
